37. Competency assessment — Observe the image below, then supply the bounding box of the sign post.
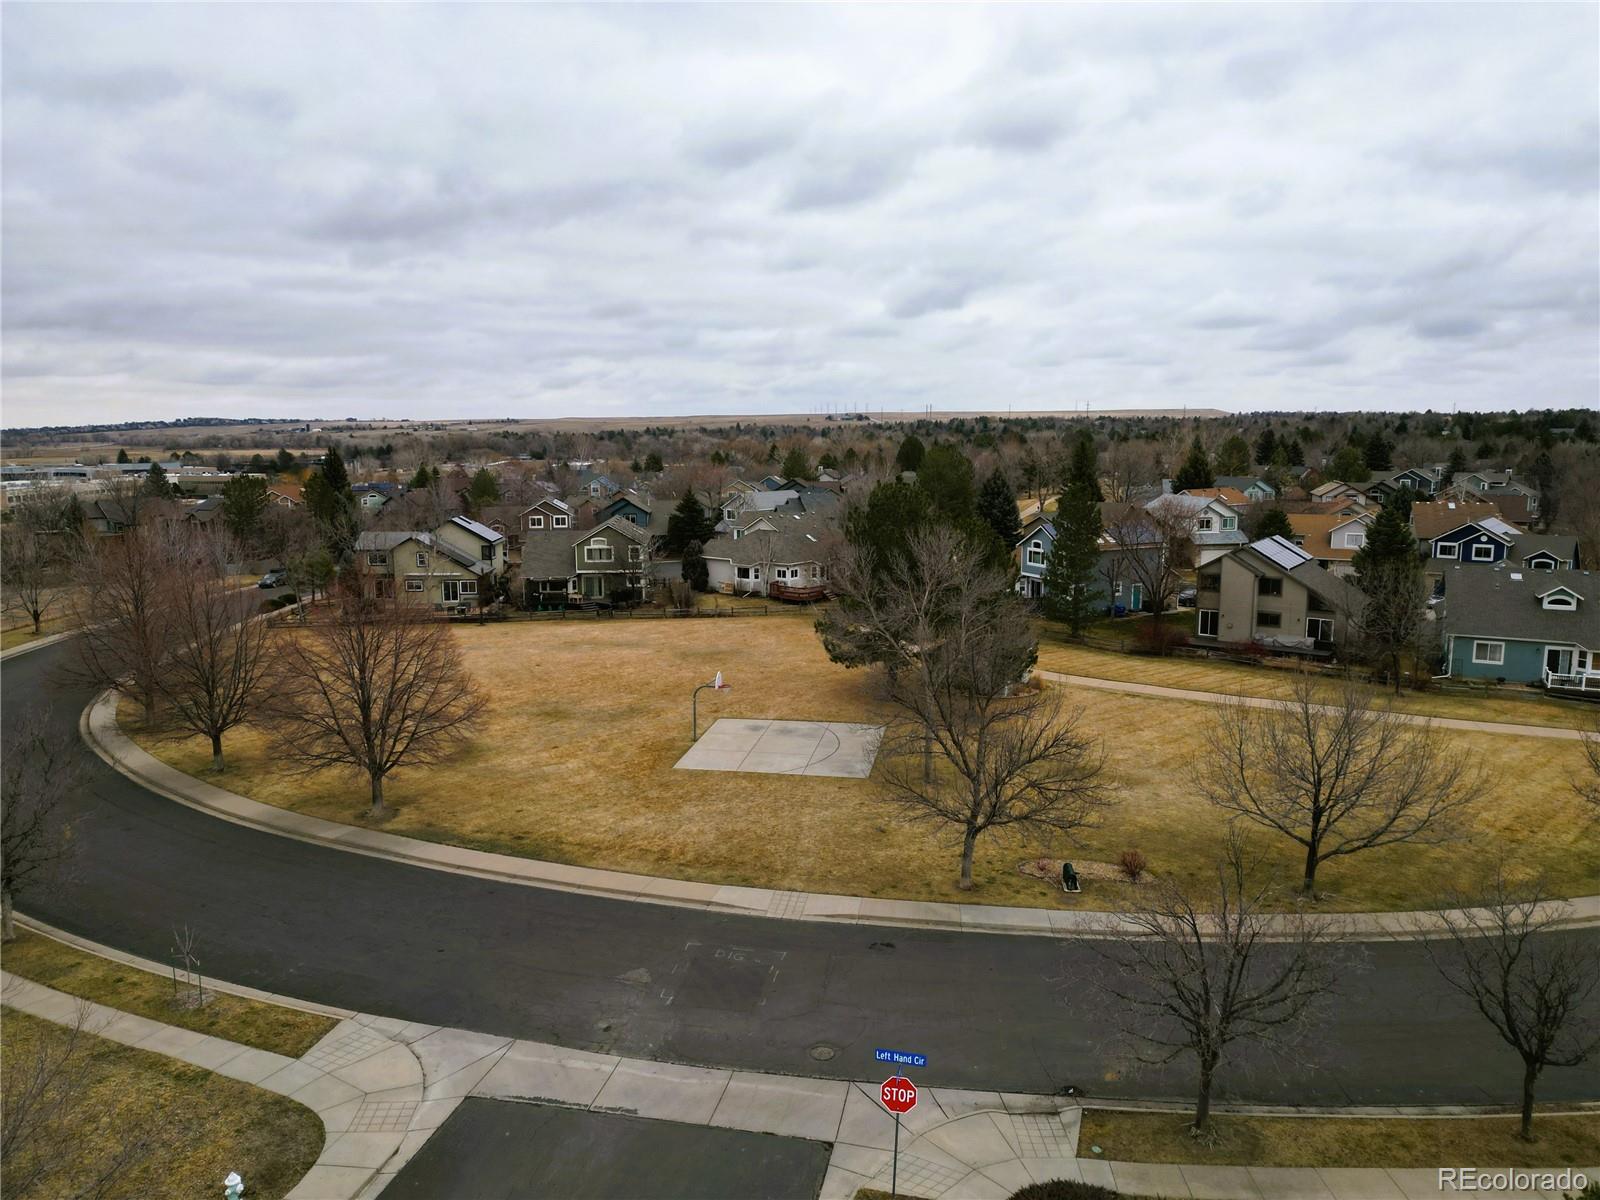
[879,1074,918,1197]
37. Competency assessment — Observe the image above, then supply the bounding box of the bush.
[1009,1182,1118,1200]
[1131,617,1185,657]
[1118,849,1147,882]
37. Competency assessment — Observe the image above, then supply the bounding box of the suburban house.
[355,529,496,611]
[572,516,652,601]
[720,489,803,526]
[1410,500,1506,553]
[577,471,622,499]
[699,524,829,600]
[1425,514,1522,567]
[1148,492,1248,565]
[1285,509,1374,577]
[518,496,575,534]
[1182,486,1252,508]
[1365,465,1443,499]
[1510,534,1580,571]
[1213,476,1277,503]
[266,483,303,508]
[1015,511,1163,613]
[433,515,508,576]
[596,490,653,527]
[1310,480,1369,504]
[1192,535,1361,655]
[1438,565,1598,690]
[1447,470,1541,524]
[351,482,400,512]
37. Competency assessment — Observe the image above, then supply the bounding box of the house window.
[1527,556,1556,571]
[628,545,643,561]
[553,516,569,528]
[1257,612,1282,629]
[1542,593,1577,610]
[1469,542,1495,562]
[1113,581,1123,597]
[1472,641,1505,665]
[1258,577,1283,597]
[405,580,424,592]
[584,540,614,563]
[459,580,477,595]
[1198,572,1221,590]
[1343,532,1365,548]
[481,544,494,561]
[1196,517,1214,532]
[1197,609,1219,637]
[1221,516,1237,532]
[367,552,389,567]
[1436,542,1458,559]
[1307,616,1333,642]
[529,515,544,529]
[1027,541,1045,566]
[375,578,394,599]
[416,552,428,568]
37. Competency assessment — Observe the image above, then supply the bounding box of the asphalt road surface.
[5,636,1596,1106]
[384,1100,830,1199]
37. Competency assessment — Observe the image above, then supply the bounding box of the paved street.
[5,637,1597,1106]
[385,1100,831,1199]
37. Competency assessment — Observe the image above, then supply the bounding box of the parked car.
[258,568,288,588]
[1177,587,1198,608]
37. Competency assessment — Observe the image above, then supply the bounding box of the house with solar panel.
[1192,535,1363,656]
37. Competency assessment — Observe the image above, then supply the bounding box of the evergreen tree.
[1442,447,1468,489]
[766,442,779,464]
[274,448,297,474]
[1255,506,1293,541]
[976,468,1021,551]
[249,453,268,475]
[466,468,500,512]
[222,475,270,546]
[410,463,433,490]
[1063,432,1103,502]
[818,452,840,472]
[1384,486,1418,522]
[1331,444,1370,482]
[780,446,810,480]
[1353,503,1425,693]
[917,445,977,523]
[320,446,352,498]
[1172,438,1214,491]
[895,434,926,474]
[1285,437,1305,466]
[681,540,710,592]
[643,451,664,473]
[143,462,173,499]
[1364,432,1394,471]
[116,448,131,464]
[1529,449,1558,531]
[1041,449,1103,634]
[1253,429,1278,467]
[665,492,716,556]
[1215,435,1251,477]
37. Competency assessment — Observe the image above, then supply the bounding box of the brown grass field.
[1079,1108,1600,1169]
[1,1008,324,1199]
[127,616,1598,911]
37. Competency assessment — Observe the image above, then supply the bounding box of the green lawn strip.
[1,1008,324,1200]
[2,929,337,1057]
[1079,1109,1600,1169]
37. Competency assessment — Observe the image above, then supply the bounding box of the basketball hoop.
[693,672,730,741]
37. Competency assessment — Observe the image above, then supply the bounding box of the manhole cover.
[868,940,895,952]
[809,1044,837,1062]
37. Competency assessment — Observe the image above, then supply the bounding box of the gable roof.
[1410,499,1504,541]
[1511,532,1580,564]
[1286,510,1372,561]
[1214,476,1271,494]
[572,514,650,546]
[1183,486,1250,506]
[448,514,505,544]
[1442,566,1598,647]
[519,532,576,581]
[700,524,829,567]
[1233,537,1363,612]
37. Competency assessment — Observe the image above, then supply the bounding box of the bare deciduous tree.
[1098,833,1343,1137]
[269,592,486,817]
[0,707,79,941]
[1416,870,1600,1141]
[1575,714,1600,815]
[1100,499,1193,618]
[842,526,1110,889]
[70,523,174,712]
[154,528,277,771]
[1201,674,1482,894]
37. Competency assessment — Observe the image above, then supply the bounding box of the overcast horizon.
[3,4,1597,427]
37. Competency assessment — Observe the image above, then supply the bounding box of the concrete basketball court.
[675,718,882,779]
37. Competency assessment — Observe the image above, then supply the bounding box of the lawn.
[1035,621,1597,731]
[1,1008,324,1199]
[1079,1108,1600,1169]
[124,617,1598,911]
[3,929,337,1057]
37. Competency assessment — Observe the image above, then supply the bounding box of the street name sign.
[874,1047,928,1068]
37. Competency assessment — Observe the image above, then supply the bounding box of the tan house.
[354,516,506,612]
[267,482,303,508]
[1285,510,1374,577]
[1193,535,1362,656]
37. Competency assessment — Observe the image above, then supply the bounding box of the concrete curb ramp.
[84,689,1600,941]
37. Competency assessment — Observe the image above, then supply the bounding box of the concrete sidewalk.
[9,922,1595,1200]
[85,688,1600,943]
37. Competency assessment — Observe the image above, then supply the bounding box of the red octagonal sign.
[880,1075,917,1114]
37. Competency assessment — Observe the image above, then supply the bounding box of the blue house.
[1429,519,1517,565]
[1015,511,1161,614]
[1439,565,1598,689]
[597,491,653,526]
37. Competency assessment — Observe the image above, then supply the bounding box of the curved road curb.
[85,689,1600,941]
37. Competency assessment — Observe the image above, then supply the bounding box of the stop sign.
[880,1075,917,1114]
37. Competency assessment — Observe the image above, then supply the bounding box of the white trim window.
[459,580,478,595]
[1436,542,1458,559]
[1542,592,1578,610]
[1470,542,1496,562]
[553,516,569,529]
[416,552,428,568]
[584,539,614,563]
[528,515,544,529]
[1195,516,1214,532]
[1307,616,1334,642]
[628,545,643,562]
[1472,640,1505,665]
[1221,516,1237,532]
[1197,608,1219,637]
[1026,540,1045,566]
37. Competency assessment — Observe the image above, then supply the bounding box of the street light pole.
[692,671,728,741]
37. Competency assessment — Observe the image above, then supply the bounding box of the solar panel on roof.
[1252,535,1313,571]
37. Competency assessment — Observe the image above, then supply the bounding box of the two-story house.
[1365,466,1443,500]
[699,523,830,600]
[571,516,652,602]
[1192,535,1361,655]
[1015,510,1163,613]
[1438,565,1597,689]
[1213,476,1277,503]
[1153,492,1248,565]
[1285,510,1373,577]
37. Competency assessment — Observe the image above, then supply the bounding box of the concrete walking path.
[85,688,1600,943]
[10,920,1595,1200]
[1033,669,1589,741]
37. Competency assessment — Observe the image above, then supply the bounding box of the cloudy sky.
[3,4,1596,426]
